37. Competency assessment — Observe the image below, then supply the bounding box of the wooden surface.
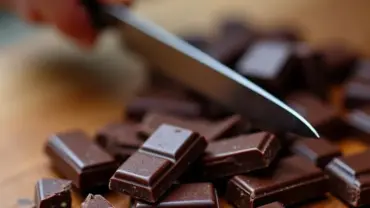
[1,0,370,207]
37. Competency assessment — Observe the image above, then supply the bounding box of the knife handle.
[80,0,107,29]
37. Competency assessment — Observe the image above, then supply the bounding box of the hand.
[7,0,132,47]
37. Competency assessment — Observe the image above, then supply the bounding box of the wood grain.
[1,0,370,207]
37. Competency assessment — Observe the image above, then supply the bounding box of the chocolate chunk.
[344,80,370,109]
[225,156,328,208]
[261,26,301,42]
[198,132,281,179]
[206,24,254,66]
[140,112,241,141]
[291,139,342,169]
[34,178,72,208]
[126,96,202,121]
[345,105,370,137]
[258,202,285,208]
[295,44,329,100]
[95,123,145,162]
[317,43,358,84]
[182,35,210,52]
[109,124,207,203]
[81,194,114,208]
[286,92,346,138]
[45,130,118,193]
[326,150,370,207]
[236,41,297,96]
[134,183,220,208]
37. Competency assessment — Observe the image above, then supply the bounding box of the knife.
[81,1,319,138]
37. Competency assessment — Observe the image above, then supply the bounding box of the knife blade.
[83,2,319,138]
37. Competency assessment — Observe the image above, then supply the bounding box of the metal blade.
[104,5,319,138]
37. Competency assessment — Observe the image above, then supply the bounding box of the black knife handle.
[80,0,106,29]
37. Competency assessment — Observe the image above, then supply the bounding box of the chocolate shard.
[126,95,202,121]
[81,194,115,208]
[198,132,281,179]
[258,202,285,208]
[95,123,144,163]
[345,105,370,137]
[344,80,370,109]
[45,130,118,193]
[235,40,298,97]
[286,92,347,138]
[225,156,328,208]
[140,112,241,141]
[109,124,208,203]
[34,178,72,208]
[326,150,370,207]
[291,138,342,169]
[134,183,220,208]
[316,43,358,84]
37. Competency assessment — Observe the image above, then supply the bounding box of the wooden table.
[1,0,370,207]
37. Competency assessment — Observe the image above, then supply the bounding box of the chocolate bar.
[225,156,328,208]
[326,150,370,207]
[81,194,114,208]
[45,130,118,193]
[236,40,297,96]
[286,92,346,138]
[35,178,72,208]
[198,132,281,179]
[140,112,241,141]
[126,95,202,121]
[109,124,207,203]
[95,123,144,162]
[258,202,285,208]
[317,43,357,84]
[134,183,220,208]
[291,138,342,169]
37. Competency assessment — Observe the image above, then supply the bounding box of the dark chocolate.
[291,138,342,169]
[134,183,220,208]
[34,178,72,208]
[126,96,202,121]
[140,112,241,141]
[199,132,281,179]
[95,123,145,162]
[45,130,118,193]
[317,43,357,84]
[225,156,328,208]
[326,150,370,207]
[182,35,210,52]
[235,40,297,96]
[286,92,346,138]
[344,79,370,109]
[219,18,253,37]
[261,26,301,42]
[258,202,285,208]
[81,194,115,208]
[345,105,370,137]
[109,124,207,203]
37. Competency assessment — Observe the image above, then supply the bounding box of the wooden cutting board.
[1,0,370,207]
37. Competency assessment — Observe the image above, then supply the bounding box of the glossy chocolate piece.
[81,194,114,208]
[295,44,328,100]
[317,43,357,84]
[206,24,254,67]
[286,92,346,138]
[236,40,297,96]
[126,95,202,121]
[34,178,72,208]
[45,130,117,193]
[95,123,144,162]
[140,112,241,141]
[291,139,341,169]
[226,156,327,208]
[199,132,281,179]
[344,80,370,109]
[326,150,370,207]
[349,60,370,81]
[258,202,285,208]
[109,124,208,203]
[134,183,220,208]
[345,105,370,137]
